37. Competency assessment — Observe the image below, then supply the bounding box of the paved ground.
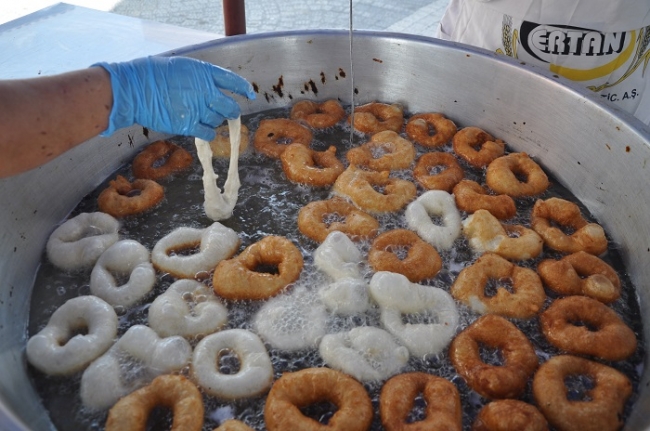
[0,0,449,36]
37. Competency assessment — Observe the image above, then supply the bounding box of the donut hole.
[252,263,280,276]
[478,342,504,366]
[564,373,595,401]
[322,212,346,227]
[387,244,410,261]
[510,166,530,184]
[152,153,173,169]
[217,348,241,375]
[181,291,208,315]
[405,392,428,423]
[124,189,142,198]
[65,325,89,342]
[369,144,391,160]
[402,310,440,325]
[167,244,201,257]
[145,405,174,429]
[426,164,446,176]
[549,219,577,236]
[109,270,132,287]
[371,183,387,195]
[484,277,514,297]
[299,399,338,424]
[567,318,601,332]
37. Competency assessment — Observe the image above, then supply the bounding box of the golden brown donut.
[132,140,193,180]
[413,152,465,192]
[346,130,416,171]
[212,236,304,301]
[333,165,417,213]
[485,153,549,197]
[453,179,516,220]
[349,102,404,134]
[105,374,203,431]
[290,100,346,128]
[452,126,505,167]
[540,295,637,361]
[380,372,462,431]
[472,399,549,431]
[405,113,458,148]
[209,123,250,158]
[97,175,164,218]
[264,367,373,431]
[297,197,379,242]
[253,118,313,159]
[531,197,608,255]
[532,355,632,431]
[449,314,539,399]
[280,143,344,187]
[369,229,443,282]
[537,251,620,303]
[451,252,546,319]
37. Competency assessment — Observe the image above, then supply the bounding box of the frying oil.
[27,106,645,430]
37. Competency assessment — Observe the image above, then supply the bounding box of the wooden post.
[223,0,246,35]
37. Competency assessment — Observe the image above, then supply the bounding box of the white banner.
[438,0,650,124]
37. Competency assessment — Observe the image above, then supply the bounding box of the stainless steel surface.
[1,30,650,430]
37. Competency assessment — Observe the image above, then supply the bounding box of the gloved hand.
[94,56,256,141]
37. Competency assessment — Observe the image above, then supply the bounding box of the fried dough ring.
[192,329,274,399]
[413,152,464,192]
[132,140,193,180]
[105,374,204,431]
[405,113,458,148]
[298,197,379,242]
[45,211,120,272]
[280,143,344,186]
[462,209,543,261]
[472,400,549,431]
[532,355,632,431]
[333,165,416,213]
[98,175,164,218]
[486,153,549,197]
[449,314,538,399]
[319,326,409,382]
[26,296,118,376]
[253,118,313,158]
[531,198,608,255]
[349,102,404,134]
[290,100,346,128]
[264,367,374,431]
[212,235,304,300]
[346,131,416,171]
[404,190,462,250]
[369,229,442,282]
[540,296,637,361]
[453,179,516,220]
[451,252,546,318]
[380,372,462,431]
[210,123,250,158]
[452,127,505,167]
[537,251,620,303]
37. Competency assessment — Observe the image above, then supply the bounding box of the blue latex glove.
[94,56,256,141]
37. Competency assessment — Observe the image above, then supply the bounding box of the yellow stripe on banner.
[550,30,636,81]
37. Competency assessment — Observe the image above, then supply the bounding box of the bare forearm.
[0,67,113,178]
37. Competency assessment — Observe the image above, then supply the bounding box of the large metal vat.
[1,30,649,430]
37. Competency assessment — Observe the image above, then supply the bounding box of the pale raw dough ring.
[90,239,156,308]
[26,295,118,376]
[192,329,274,399]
